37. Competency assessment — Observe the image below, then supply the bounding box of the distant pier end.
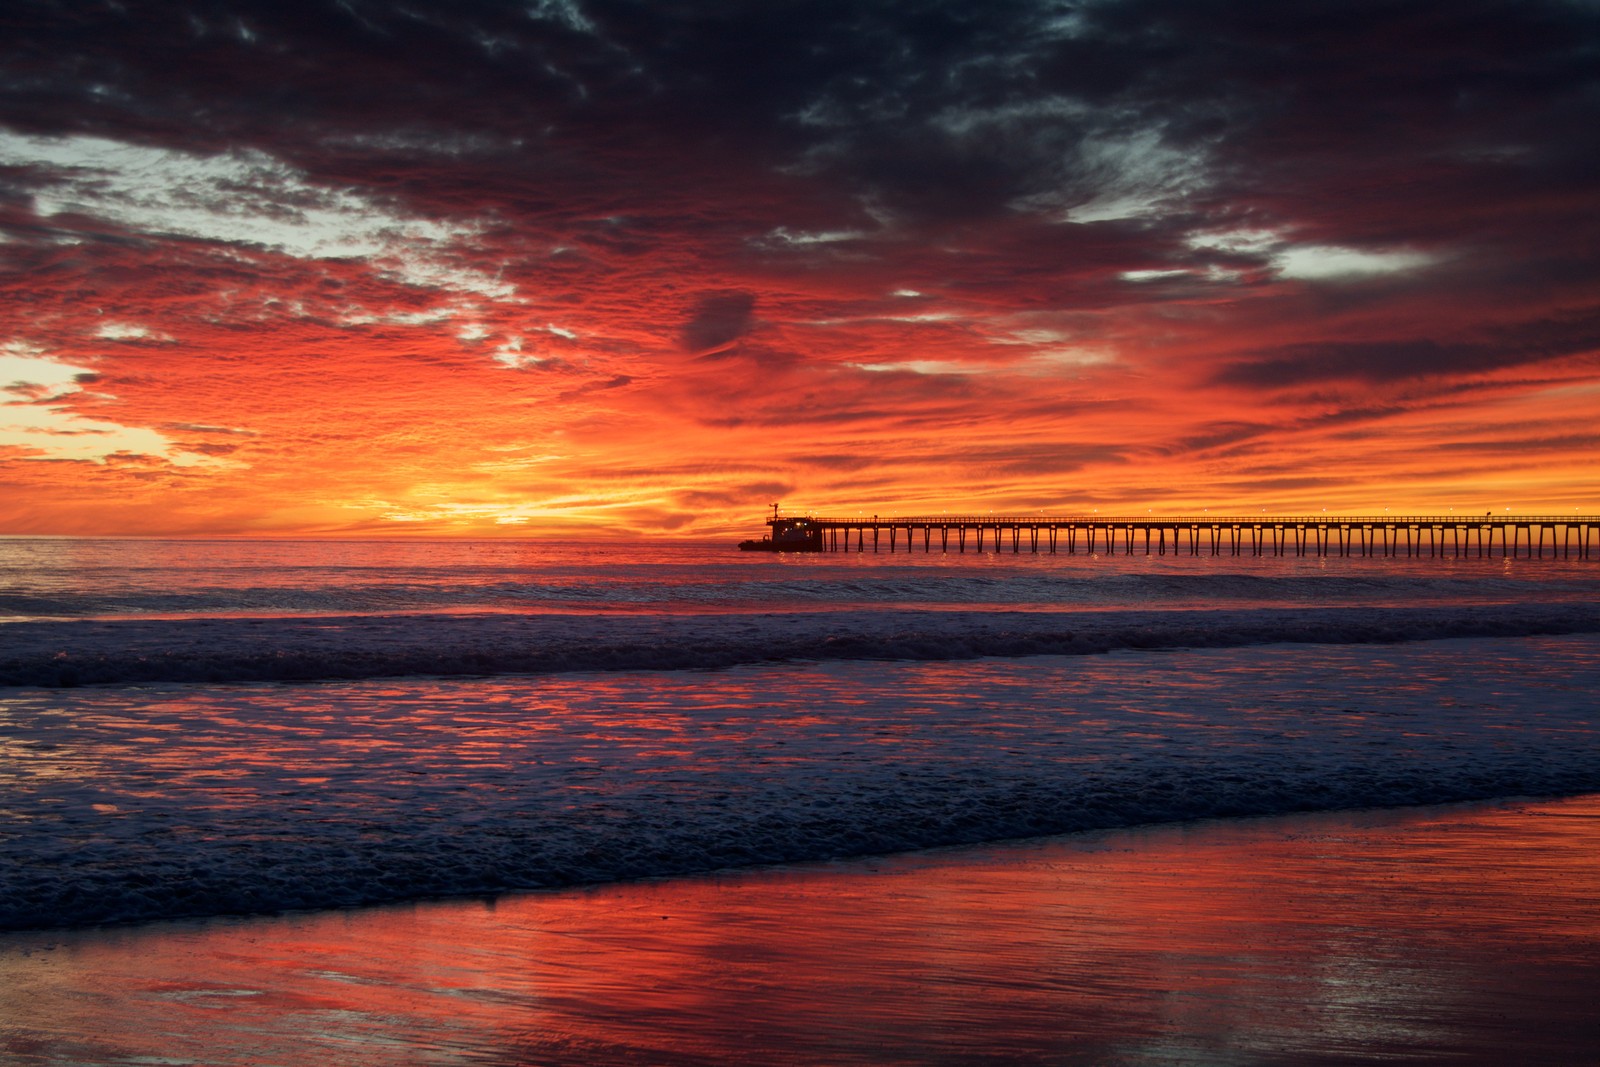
[740,512,1600,559]
[737,507,825,552]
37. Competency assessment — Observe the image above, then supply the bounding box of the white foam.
[2,634,1598,930]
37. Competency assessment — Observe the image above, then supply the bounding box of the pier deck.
[760,514,1600,559]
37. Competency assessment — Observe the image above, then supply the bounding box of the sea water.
[2,537,1598,929]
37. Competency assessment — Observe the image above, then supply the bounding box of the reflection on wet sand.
[3,795,1597,1066]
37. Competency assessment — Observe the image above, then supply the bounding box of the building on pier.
[737,504,825,552]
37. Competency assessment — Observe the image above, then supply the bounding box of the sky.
[2,0,1599,537]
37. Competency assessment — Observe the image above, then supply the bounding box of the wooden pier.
[757,514,1600,559]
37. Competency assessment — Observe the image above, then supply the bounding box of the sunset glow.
[3,2,1598,536]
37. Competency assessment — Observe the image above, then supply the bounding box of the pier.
[750,514,1600,559]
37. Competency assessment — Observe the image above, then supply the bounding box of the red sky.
[3,1,1599,537]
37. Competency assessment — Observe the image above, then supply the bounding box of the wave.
[15,774,1597,934]
[6,567,1593,620]
[5,630,1598,932]
[5,669,1597,931]
[5,602,1600,687]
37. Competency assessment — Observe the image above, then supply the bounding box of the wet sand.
[3,796,1597,1066]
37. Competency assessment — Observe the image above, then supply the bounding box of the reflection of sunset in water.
[5,636,1599,932]
[3,796,1596,1065]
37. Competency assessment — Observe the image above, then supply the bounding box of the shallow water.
[4,635,1598,930]
[3,795,1596,1066]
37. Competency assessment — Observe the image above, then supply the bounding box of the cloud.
[1216,306,1600,388]
[0,348,227,466]
[94,322,177,342]
[2,131,514,299]
[1273,245,1436,281]
[681,292,756,354]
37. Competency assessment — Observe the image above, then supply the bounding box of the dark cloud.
[5,0,1596,245]
[1435,431,1600,454]
[1216,305,1600,388]
[1215,339,1477,388]
[672,483,794,510]
[158,422,256,435]
[680,291,755,354]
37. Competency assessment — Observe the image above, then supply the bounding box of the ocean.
[2,536,1598,931]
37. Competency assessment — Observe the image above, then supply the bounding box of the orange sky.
[3,2,1598,537]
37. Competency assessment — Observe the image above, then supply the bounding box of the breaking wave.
[4,602,1600,687]
[3,634,1598,930]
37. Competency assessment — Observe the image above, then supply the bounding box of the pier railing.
[776,514,1600,559]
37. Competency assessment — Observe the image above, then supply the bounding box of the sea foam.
[2,634,1598,930]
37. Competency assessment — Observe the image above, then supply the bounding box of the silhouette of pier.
[751,513,1600,559]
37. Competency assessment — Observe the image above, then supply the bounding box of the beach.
[4,794,1597,1066]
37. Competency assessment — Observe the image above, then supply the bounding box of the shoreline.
[8,634,1600,933]
[5,794,1597,1065]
